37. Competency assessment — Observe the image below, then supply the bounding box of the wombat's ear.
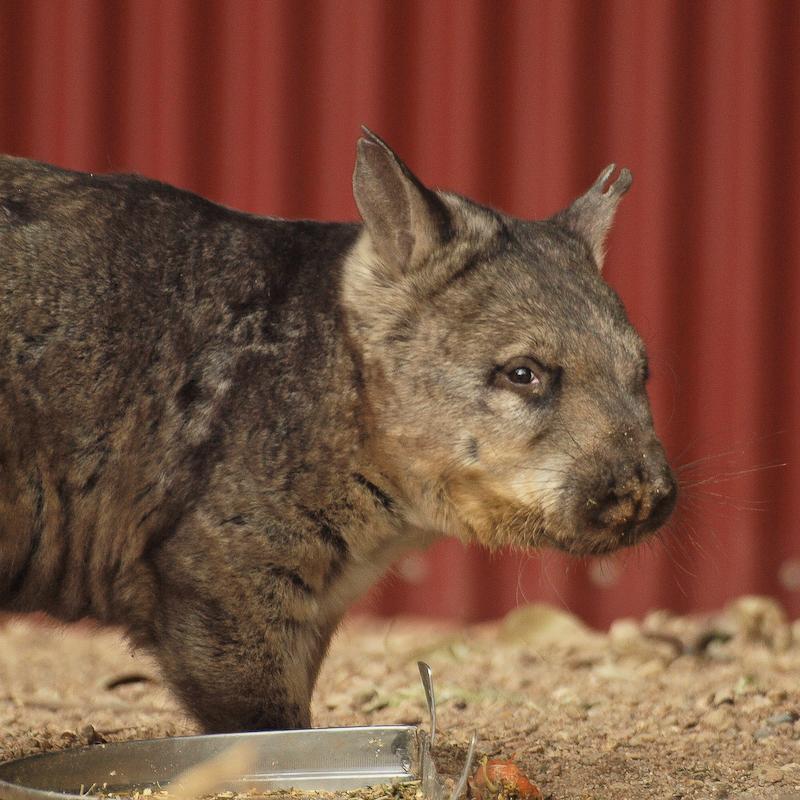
[554,165,632,271]
[353,127,451,275]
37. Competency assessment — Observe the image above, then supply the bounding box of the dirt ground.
[1,598,799,800]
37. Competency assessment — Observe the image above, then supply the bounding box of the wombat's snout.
[585,446,677,545]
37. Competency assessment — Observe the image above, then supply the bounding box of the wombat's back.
[0,154,271,429]
[0,153,359,401]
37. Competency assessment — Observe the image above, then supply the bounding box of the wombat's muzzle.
[584,445,677,545]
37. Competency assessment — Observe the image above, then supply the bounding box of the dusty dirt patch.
[1,599,799,799]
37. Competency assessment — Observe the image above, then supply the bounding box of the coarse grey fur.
[0,130,676,732]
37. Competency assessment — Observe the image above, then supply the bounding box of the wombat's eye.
[494,358,546,395]
[509,366,538,385]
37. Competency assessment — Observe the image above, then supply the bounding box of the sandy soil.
[1,598,799,800]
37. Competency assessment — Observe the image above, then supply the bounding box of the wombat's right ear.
[353,128,451,275]
[554,165,633,271]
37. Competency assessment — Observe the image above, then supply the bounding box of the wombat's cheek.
[442,461,574,551]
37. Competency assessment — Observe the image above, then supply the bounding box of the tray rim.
[0,724,421,800]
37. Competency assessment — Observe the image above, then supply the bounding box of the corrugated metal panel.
[0,0,797,627]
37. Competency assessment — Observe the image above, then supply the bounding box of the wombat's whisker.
[679,461,786,488]
[681,489,768,512]
[673,429,787,474]
[679,501,726,552]
[676,451,747,473]
[652,533,692,596]
[659,513,707,567]
[660,526,698,577]
[679,482,769,511]
[534,550,574,615]
[552,413,589,459]
[667,539,703,584]
[514,552,536,607]
[671,433,709,467]
[680,493,724,518]
[531,466,573,476]
[685,518,725,572]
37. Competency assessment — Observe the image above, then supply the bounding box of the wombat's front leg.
[150,584,329,732]
[150,584,324,732]
[145,528,331,733]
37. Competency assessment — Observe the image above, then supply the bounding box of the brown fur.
[0,131,675,732]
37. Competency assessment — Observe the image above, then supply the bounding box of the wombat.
[0,129,676,732]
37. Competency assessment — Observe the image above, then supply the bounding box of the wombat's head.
[343,130,676,556]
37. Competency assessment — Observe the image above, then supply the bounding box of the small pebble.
[768,689,789,703]
[361,693,390,713]
[766,711,799,727]
[760,766,784,784]
[711,690,735,707]
[353,688,377,706]
[79,724,106,745]
[705,708,735,730]
[636,659,665,677]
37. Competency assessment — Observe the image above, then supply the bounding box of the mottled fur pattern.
[0,131,675,732]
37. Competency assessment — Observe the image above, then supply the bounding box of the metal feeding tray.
[0,663,477,800]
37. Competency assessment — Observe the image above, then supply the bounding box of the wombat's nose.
[587,462,677,535]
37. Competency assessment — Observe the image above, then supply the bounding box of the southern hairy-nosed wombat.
[0,129,676,732]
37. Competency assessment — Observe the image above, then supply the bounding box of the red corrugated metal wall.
[1,0,798,628]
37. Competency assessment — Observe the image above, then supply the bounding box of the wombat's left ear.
[353,127,451,276]
[554,165,632,271]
